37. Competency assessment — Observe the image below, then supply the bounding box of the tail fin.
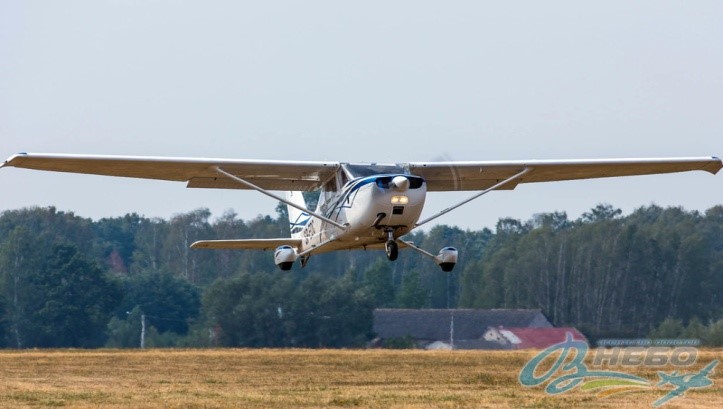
[286,191,310,238]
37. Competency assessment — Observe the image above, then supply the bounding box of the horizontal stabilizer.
[191,238,302,250]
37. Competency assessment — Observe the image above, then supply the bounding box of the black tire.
[385,240,399,261]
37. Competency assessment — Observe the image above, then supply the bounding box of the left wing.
[2,153,339,191]
[191,238,302,250]
[408,157,722,191]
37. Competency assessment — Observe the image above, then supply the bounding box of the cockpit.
[341,163,407,178]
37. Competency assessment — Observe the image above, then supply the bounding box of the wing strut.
[298,236,338,257]
[398,239,436,259]
[415,167,532,228]
[213,166,347,230]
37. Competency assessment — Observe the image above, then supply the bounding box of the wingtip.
[710,156,723,174]
[2,152,29,168]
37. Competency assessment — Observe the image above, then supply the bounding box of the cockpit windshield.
[342,163,407,178]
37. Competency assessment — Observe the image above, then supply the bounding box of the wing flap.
[187,177,320,191]
[191,238,302,250]
[409,157,722,191]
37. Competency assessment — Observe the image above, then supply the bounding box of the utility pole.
[140,314,146,349]
[449,311,454,349]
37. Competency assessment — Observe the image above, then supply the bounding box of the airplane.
[2,153,721,271]
[654,360,718,407]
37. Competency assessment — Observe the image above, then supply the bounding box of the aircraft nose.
[390,176,410,191]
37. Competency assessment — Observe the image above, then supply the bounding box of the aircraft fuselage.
[299,172,427,254]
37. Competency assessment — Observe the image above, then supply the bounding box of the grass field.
[0,349,720,408]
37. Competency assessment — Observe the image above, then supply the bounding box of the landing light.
[391,195,408,204]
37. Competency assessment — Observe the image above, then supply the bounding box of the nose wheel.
[385,240,399,261]
[383,228,399,261]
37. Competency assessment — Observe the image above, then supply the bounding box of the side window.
[339,169,349,187]
[323,178,337,202]
[324,178,336,192]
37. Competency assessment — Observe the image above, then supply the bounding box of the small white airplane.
[2,153,721,271]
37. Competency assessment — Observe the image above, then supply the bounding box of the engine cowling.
[436,247,458,272]
[274,245,298,271]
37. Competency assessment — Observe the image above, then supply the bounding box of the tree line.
[458,204,723,342]
[0,202,721,348]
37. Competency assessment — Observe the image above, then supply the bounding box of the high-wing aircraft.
[2,153,721,271]
[654,360,718,407]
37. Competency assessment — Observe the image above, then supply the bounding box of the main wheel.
[385,240,399,261]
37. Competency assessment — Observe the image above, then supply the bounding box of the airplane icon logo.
[654,360,718,407]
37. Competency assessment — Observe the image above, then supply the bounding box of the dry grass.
[0,348,720,408]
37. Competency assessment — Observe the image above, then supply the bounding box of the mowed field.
[0,349,720,408]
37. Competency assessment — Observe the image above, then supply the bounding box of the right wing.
[2,153,339,191]
[191,238,302,250]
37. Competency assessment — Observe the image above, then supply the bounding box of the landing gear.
[300,255,311,268]
[385,240,399,261]
[398,240,459,272]
[384,228,399,261]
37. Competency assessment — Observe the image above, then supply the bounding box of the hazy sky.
[1,1,721,231]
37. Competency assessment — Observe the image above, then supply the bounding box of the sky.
[1,1,721,232]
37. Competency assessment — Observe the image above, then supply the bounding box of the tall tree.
[164,209,213,284]
[362,259,395,307]
[116,270,200,335]
[28,244,122,347]
[0,227,40,348]
[396,270,427,308]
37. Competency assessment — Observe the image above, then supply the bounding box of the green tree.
[0,226,41,348]
[200,273,373,348]
[130,217,168,273]
[315,276,374,347]
[396,270,427,308]
[117,270,200,335]
[93,214,146,273]
[580,203,622,223]
[704,319,723,347]
[201,273,291,347]
[164,209,214,284]
[649,317,685,339]
[682,317,707,341]
[29,244,122,347]
[106,306,144,348]
[362,259,395,307]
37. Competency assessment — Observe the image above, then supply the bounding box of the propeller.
[430,152,462,191]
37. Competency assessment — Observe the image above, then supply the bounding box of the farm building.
[372,308,576,350]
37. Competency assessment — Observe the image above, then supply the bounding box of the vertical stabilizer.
[286,191,310,238]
